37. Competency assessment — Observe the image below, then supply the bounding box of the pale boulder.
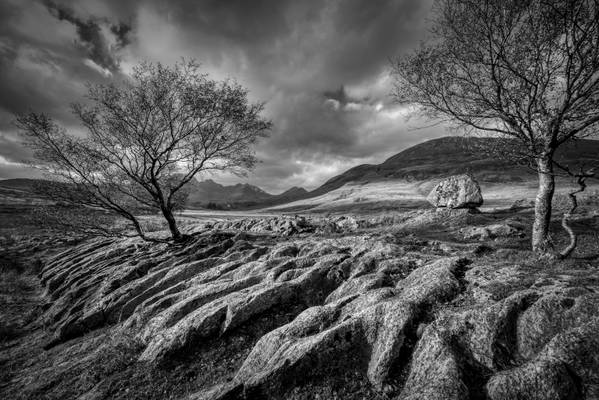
[427,174,483,209]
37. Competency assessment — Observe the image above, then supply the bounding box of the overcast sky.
[0,0,448,193]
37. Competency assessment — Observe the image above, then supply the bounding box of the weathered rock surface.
[461,222,524,240]
[208,216,316,236]
[201,257,466,398]
[427,174,484,209]
[29,213,599,400]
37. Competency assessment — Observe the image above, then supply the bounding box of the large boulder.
[427,174,483,209]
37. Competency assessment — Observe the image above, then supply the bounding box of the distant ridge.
[0,178,47,191]
[309,136,599,196]
[3,137,597,210]
[185,179,309,209]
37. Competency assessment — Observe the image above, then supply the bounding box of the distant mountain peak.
[280,186,308,196]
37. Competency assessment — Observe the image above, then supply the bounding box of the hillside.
[184,136,599,209]
[0,178,45,191]
[311,136,599,195]
[2,137,597,211]
[0,178,52,205]
[269,137,599,213]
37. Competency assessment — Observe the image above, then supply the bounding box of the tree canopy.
[393,0,599,255]
[17,60,271,241]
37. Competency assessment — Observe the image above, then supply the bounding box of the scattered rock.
[332,216,359,232]
[511,199,535,210]
[210,216,318,236]
[461,223,524,241]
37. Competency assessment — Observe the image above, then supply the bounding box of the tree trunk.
[161,205,182,241]
[131,217,146,240]
[532,154,555,254]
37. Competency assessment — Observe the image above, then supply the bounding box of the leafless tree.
[392,0,599,255]
[16,60,271,242]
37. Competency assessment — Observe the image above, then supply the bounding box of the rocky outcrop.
[201,257,466,398]
[427,174,483,209]
[208,215,363,236]
[207,216,316,236]
[401,289,599,400]
[31,214,599,400]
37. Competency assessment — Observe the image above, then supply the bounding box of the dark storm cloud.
[0,0,132,180]
[110,22,132,48]
[0,0,131,126]
[42,0,131,72]
[0,0,445,191]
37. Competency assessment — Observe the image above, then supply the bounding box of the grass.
[0,256,43,344]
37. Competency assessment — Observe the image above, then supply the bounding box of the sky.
[0,0,448,193]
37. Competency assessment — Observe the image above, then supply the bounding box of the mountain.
[185,179,309,209]
[186,179,272,204]
[277,186,309,200]
[310,136,599,195]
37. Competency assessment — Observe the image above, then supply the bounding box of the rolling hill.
[310,136,599,196]
[270,136,599,212]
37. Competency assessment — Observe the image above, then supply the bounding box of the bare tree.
[392,0,599,255]
[16,60,271,242]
